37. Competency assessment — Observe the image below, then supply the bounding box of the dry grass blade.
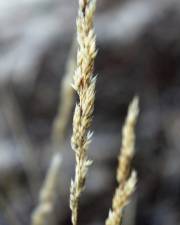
[31,153,61,225]
[52,39,77,144]
[70,0,97,225]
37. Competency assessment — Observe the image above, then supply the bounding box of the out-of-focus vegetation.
[0,0,180,225]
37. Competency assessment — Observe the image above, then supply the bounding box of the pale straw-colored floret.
[117,97,139,184]
[70,1,97,225]
[105,171,137,225]
[105,97,139,225]
[31,153,61,225]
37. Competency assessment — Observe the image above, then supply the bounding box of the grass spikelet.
[31,153,61,225]
[105,97,139,225]
[117,96,139,184]
[105,171,137,225]
[70,0,97,225]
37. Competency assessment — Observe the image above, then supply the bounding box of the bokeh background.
[0,0,180,225]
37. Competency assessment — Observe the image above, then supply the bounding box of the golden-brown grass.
[105,97,139,225]
[106,171,137,225]
[117,97,139,184]
[70,0,97,225]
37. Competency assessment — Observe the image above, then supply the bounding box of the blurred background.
[0,0,180,225]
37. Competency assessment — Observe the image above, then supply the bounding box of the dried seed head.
[70,1,97,225]
[105,171,137,225]
[117,96,139,184]
[105,97,139,225]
